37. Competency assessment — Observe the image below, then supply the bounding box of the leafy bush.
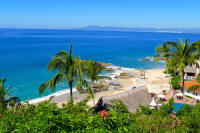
[196,74,200,83]
[171,75,181,90]
[1,97,200,132]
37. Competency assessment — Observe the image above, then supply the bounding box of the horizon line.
[1,25,200,30]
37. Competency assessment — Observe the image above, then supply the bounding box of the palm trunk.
[181,70,185,93]
[170,77,173,97]
[91,81,95,107]
[69,81,73,102]
[166,64,173,97]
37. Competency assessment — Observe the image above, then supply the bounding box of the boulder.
[119,72,132,79]
[97,62,111,67]
[92,80,109,92]
[103,67,113,71]
[141,59,150,62]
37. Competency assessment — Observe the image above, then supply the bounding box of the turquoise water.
[173,103,185,112]
[1,29,200,100]
[173,103,193,112]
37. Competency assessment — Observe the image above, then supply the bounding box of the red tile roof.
[179,81,200,93]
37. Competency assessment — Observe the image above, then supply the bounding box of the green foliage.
[167,39,200,76]
[1,96,200,132]
[177,103,200,133]
[0,78,20,117]
[38,44,84,101]
[171,75,181,90]
[154,42,171,63]
[159,98,174,115]
[155,39,200,81]
[196,74,200,83]
[82,60,111,106]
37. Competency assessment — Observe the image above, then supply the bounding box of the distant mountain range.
[73,26,200,34]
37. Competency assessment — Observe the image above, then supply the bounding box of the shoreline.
[27,63,167,105]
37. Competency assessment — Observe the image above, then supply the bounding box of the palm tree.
[154,42,171,62]
[83,60,111,106]
[38,44,83,102]
[194,41,200,50]
[155,42,171,77]
[155,43,173,96]
[0,78,20,111]
[166,39,200,93]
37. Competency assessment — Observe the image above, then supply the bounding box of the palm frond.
[49,73,64,91]
[87,86,94,99]
[7,96,20,103]
[166,41,179,50]
[38,80,51,94]
[56,50,68,57]
[188,85,200,92]
[48,56,67,72]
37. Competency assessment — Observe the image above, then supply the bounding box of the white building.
[180,80,200,100]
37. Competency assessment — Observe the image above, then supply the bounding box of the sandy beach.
[32,66,170,107]
[86,67,170,106]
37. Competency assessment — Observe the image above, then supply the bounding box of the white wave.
[27,88,77,104]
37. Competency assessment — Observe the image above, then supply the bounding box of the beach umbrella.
[158,94,165,98]
[150,98,157,107]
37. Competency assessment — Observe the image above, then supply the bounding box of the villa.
[179,81,200,100]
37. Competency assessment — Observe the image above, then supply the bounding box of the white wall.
[184,90,200,100]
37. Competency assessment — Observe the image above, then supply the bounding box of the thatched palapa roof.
[184,66,197,73]
[102,86,151,113]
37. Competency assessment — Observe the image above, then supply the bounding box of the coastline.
[27,63,169,106]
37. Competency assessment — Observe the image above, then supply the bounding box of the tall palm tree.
[38,44,83,102]
[154,42,171,62]
[83,60,111,106]
[166,39,200,93]
[155,42,173,96]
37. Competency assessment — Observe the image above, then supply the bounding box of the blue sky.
[0,0,200,29]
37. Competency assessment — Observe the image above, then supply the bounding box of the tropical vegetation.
[166,39,200,92]
[0,78,20,116]
[1,94,200,132]
[196,74,200,83]
[1,39,200,132]
[83,60,111,106]
[171,75,181,90]
[155,39,200,92]
[38,44,84,101]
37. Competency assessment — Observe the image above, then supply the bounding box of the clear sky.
[0,0,200,29]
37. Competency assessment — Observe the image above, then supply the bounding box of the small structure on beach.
[140,69,146,79]
[101,85,151,113]
[179,80,200,100]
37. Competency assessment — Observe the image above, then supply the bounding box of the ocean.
[1,29,200,101]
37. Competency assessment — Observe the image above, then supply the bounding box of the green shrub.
[196,74,200,83]
[1,97,200,132]
[171,75,181,90]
